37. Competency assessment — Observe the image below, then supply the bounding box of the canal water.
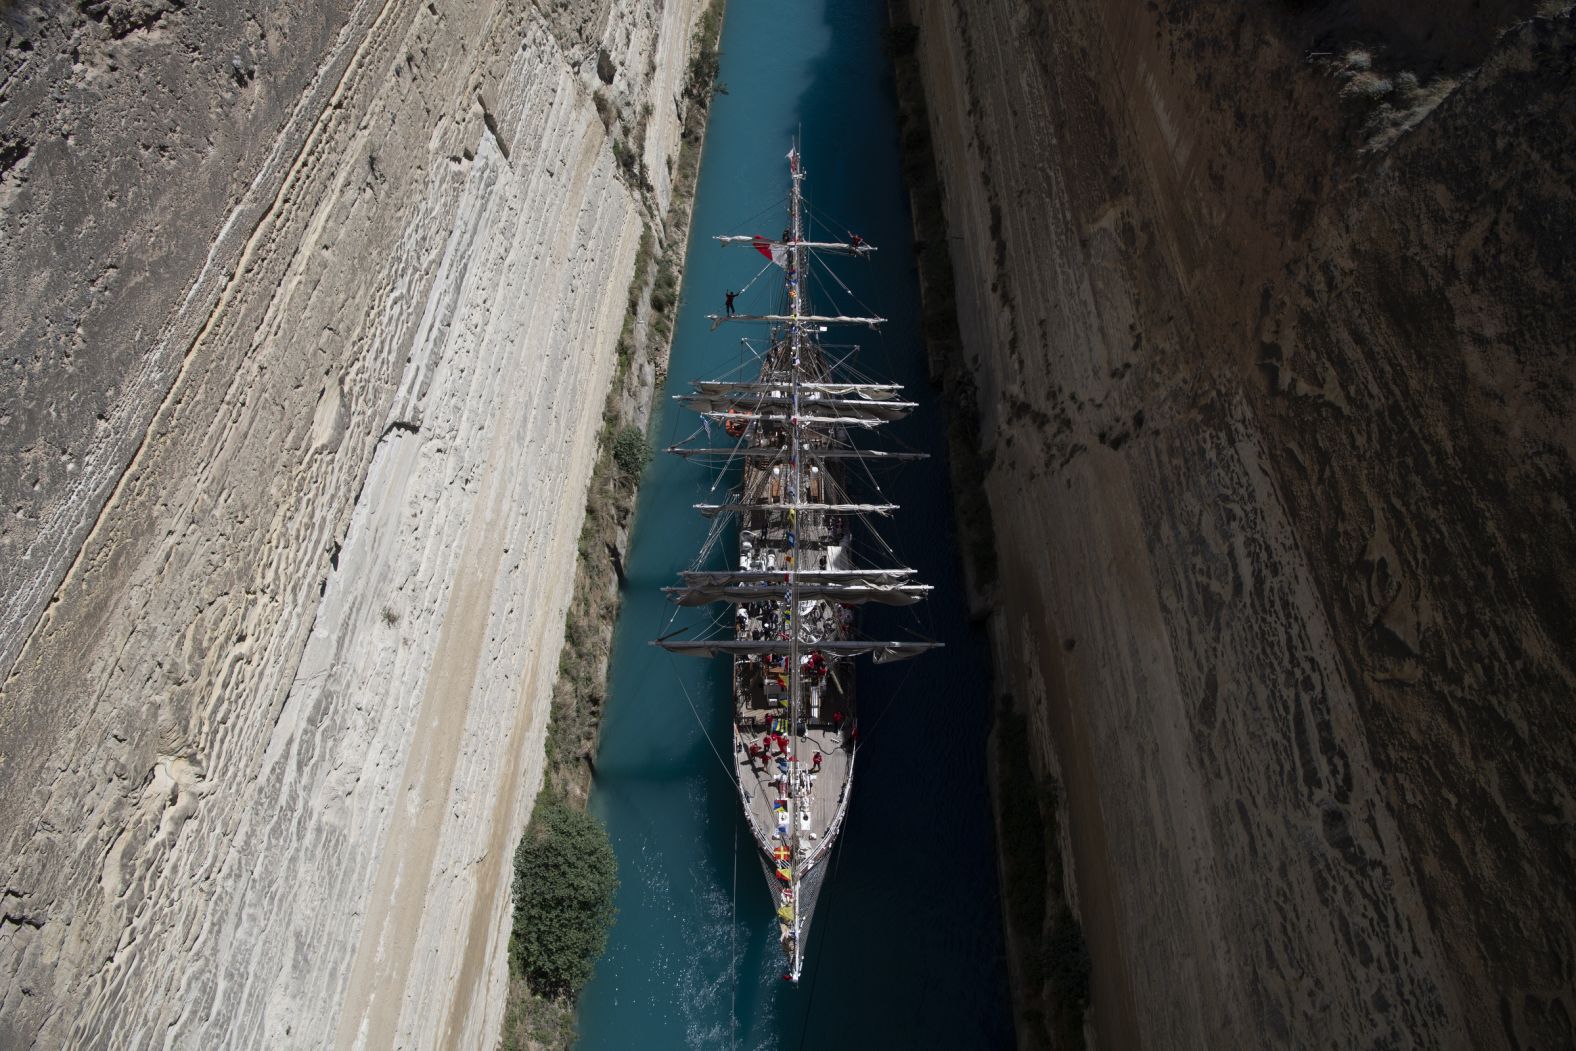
[576,1,1014,1047]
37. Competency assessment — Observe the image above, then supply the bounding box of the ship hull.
[661,144,933,985]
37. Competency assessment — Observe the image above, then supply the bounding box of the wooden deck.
[733,708,854,869]
[726,429,862,937]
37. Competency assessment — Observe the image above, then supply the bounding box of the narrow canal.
[576,1,1014,1046]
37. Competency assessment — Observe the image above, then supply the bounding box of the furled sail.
[707,312,886,330]
[657,639,942,662]
[665,582,933,606]
[690,381,906,399]
[666,446,928,462]
[715,234,876,256]
[677,393,916,421]
[694,410,890,429]
[680,569,916,584]
[694,500,897,516]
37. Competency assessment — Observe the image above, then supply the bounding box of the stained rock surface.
[0,0,702,1045]
[901,0,1574,1047]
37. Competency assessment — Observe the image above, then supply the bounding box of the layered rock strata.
[901,0,1574,1047]
[0,0,702,1045]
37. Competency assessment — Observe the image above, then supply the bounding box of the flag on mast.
[752,235,789,267]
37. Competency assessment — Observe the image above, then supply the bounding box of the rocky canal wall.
[899,0,1575,1047]
[0,0,704,1046]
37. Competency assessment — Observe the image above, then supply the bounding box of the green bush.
[683,17,721,102]
[614,138,631,171]
[511,800,619,998]
[612,425,649,478]
[650,260,678,313]
[995,705,1048,962]
[1046,906,1092,1016]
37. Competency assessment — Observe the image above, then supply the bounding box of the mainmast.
[785,142,808,958]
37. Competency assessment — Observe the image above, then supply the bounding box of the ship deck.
[730,447,858,883]
[733,703,854,873]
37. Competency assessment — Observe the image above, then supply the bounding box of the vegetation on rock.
[684,6,724,103]
[612,425,650,479]
[1046,907,1091,1019]
[510,798,619,998]
[995,698,1087,1049]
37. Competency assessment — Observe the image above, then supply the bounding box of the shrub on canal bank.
[1046,906,1091,1019]
[612,424,650,479]
[993,693,1088,1048]
[510,797,619,998]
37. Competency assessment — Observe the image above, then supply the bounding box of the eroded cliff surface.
[900,0,1574,1046]
[0,0,703,1045]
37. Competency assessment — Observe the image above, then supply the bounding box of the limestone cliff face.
[903,0,1574,1047]
[0,0,702,1045]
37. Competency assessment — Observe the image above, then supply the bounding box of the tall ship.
[657,145,939,981]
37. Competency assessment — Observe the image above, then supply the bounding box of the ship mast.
[780,141,804,956]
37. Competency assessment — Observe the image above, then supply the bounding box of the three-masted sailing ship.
[657,145,939,981]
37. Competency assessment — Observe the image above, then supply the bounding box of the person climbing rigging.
[848,231,864,250]
[725,289,737,316]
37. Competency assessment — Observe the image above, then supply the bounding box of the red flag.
[752,235,789,268]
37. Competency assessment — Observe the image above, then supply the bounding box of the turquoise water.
[576,2,1013,1047]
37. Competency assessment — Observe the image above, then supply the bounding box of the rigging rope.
[794,826,848,1051]
[851,646,926,743]
[664,644,742,1051]
[802,197,867,253]
[666,652,737,785]
[709,428,752,491]
[731,819,738,1051]
[804,258,841,319]
[734,192,792,233]
[735,256,776,300]
[810,251,881,322]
